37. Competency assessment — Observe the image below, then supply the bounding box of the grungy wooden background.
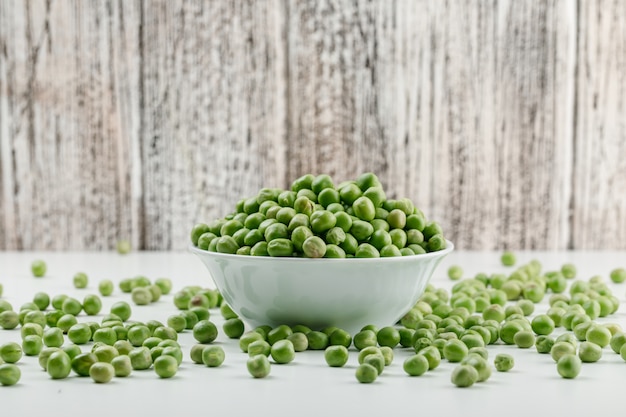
[0,0,625,251]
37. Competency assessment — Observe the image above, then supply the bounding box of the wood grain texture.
[0,0,624,251]
[572,0,626,249]
[140,0,286,249]
[286,0,577,250]
[0,0,142,250]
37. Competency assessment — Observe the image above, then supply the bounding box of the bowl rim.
[189,239,454,263]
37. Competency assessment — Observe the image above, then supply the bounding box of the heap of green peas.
[190,172,447,258]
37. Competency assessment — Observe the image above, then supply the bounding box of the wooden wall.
[0,0,624,251]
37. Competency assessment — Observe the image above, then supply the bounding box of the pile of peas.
[190,172,447,258]
[2,249,626,388]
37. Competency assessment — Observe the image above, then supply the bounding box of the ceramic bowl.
[190,241,453,334]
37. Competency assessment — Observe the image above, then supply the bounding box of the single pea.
[586,325,612,348]
[306,331,328,350]
[193,320,218,344]
[190,344,205,364]
[352,330,377,350]
[93,345,119,363]
[561,263,577,279]
[248,340,271,357]
[202,345,226,367]
[129,347,152,370]
[181,310,199,330]
[609,332,626,354]
[128,325,151,347]
[0,364,21,386]
[42,327,65,348]
[403,354,429,377]
[610,268,626,283]
[324,345,349,367]
[22,335,43,356]
[47,351,72,379]
[0,342,22,363]
[557,354,581,378]
[376,326,400,348]
[154,355,178,378]
[419,346,442,370]
[71,352,98,376]
[355,363,378,383]
[73,272,88,289]
[79,294,101,316]
[38,347,61,371]
[287,333,309,352]
[535,335,555,354]
[302,236,327,258]
[578,341,602,363]
[110,301,132,321]
[153,326,178,341]
[131,287,152,306]
[328,329,352,348]
[31,260,47,277]
[0,311,19,330]
[88,362,115,383]
[448,265,463,281]
[112,340,133,356]
[247,354,271,378]
[32,292,50,310]
[95,280,113,297]
[513,330,535,349]
[108,355,131,377]
[500,251,516,266]
[93,328,117,346]
[550,341,577,362]
[270,339,295,364]
[461,354,492,382]
[61,297,82,316]
[451,364,478,388]
[494,353,514,372]
[443,339,469,362]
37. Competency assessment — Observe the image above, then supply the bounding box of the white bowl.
[190,241,453,335]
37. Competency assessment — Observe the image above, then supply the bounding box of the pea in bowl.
[190,241,453,335]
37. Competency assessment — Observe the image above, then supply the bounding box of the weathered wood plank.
[140,0,287,250]
[286,0,577,250]
[572,0,626,249]
[0,0,142,250]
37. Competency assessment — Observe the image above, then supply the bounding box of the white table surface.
[1,250,625,417]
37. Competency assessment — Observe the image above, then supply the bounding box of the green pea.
[192,320,218,344]
[551,341,577,362]
[377,326,400,348]
[443,339,469,362]
[306,331,329,350]
[610,268,626,283]
[419,346,442,370]
[0,364,21,386]
[450,364,478,387]
[128,347,152,370]
[71,352,98,376]
[42,327,64,348]
[270,340,295,364]
[322,345,348,367]
[152,355,178,378]
[609,332,626,354]
[339,233,359,255]
[22,335,43,356]
[500,251,516,266]
[339,183,362,205]
[535,335,555,354]
[278,333,304,352]
[355,363,378,383]
[350,220,374,242]
[47,351,72,379]
[334,211,353,232]
[32,292,50,310]
[0,342,22,363]
[110,301,132,322]
[86,361,114,383]
[31,259,47,277]
[222,318,245,339]
[248,340,271,357]
[267,238,294,257]
[247,353,271,378]
[277,190,296,207]
[586,325,612,347]
[317,188,340,208]
[513,330,535,349]
[301,236,326,258]
[556,354,581,378]
[0,311,19,330]
[239,332,265,353]
[354,243,379,258]
[199,345,224,368]
[493,353,514,372]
